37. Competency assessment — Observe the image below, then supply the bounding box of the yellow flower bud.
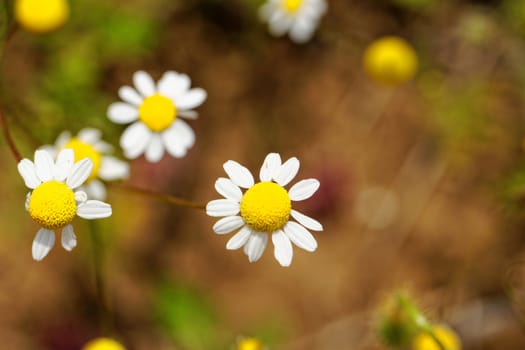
[412,325,461,350]
[363,36,418,86]
[15,0,69,34]
[82,337,126,350]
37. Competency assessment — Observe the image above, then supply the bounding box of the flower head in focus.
[82,337,126,350]
[259,0,327,44]
[207,153,323,266]
[363,36,418,86]
[18,149,112,261]
[108,70,207,162]
[412,325,461,350]
[41,128,129,200]
[15,0,69,33]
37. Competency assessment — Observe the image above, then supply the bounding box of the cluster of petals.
[108,70,206,162]
[207,153,322,266]
[18,149,112,261]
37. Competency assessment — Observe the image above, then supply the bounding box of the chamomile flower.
[236,337,266,350]
[259,0,327,44]
[82,337,126,350]
[206,153,323,266]
[18,149,112,261]
[15,0,69,34]
[42,128,129,201]
[107,70,207,162]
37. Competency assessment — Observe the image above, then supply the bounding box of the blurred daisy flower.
[363,36,418,86]
[108,70,207,162]
[259,0,327,44]
[41,128,129,201]
[15,0,69,33]
[18,149,112,261]
[82,337,126,350]
[236,337,266,350]
[412,325,461,350]
[207,153,323,266]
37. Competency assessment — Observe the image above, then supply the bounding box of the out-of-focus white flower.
[42,128,129,200]
[259,0,327,44]
[18,149,112,261]
[107,70,207,162]
[207,153,323,266]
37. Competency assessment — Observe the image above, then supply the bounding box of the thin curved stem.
[111,183,206,210]
[0,106,21,162]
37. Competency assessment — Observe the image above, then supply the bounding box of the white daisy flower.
[41,128,130,201]
[18,149,112,261]
[206,153,323,267]
[259,0,327,44]
[107,70,207,162]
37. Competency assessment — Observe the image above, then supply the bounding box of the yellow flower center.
[82,337,126,350]
[14,0,69,34]
[282,0,303,13]
[237,338,264,350]
[139,93,177,132]
[412,326,461,350]
[240,182,291,232]
[28,181,77,230]
[63,138,102,180]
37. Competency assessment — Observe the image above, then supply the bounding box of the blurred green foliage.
[154,282,219,349]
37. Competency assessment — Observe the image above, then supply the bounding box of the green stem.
[89,220,113,336]
[111,183,206,210]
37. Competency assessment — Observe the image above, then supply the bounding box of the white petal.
[291,210,323,231]
[161,121,192,158]
[174,88,207,110]
[118,85,144,106]
[77,200,112,219]
[107,102,139,124]
[93,141,113,154]
[54,148,74,181]
[158,71,191,98]
[226,226,252,250]
[179,110,198,120]
[54,131,71,148]
[283,221,317,252]
[268,12,293,37]
[244,233,268,263]
[32,228,55,261]
[289,18,316,44]
[74,190,88,204]
[18,159,41,189]
[223,160,254,189]
[288,179,320,201]
[133,70,156,97]
[120,122,152,159]
[272,230,293,267]
[98,156,130,181]
[34,150,55,182]
[66,158,93,189]
[77,128,101,144]
[213,216,245,234]
[85,180,107,201]
[259,153,282,182]
[206,199,240,217]
[274,157,300,186]
[25,192,30,211]
[61,224,77,251]
[144,134,165,162]
[215,177,242,202]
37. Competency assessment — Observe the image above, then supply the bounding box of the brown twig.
[111,183,206,210]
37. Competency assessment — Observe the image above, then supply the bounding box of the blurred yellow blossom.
[82,337,126,350]
[15,0,69,33]
[363,36,418,86]
[237,337,265,350]
[412,325,461,350]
